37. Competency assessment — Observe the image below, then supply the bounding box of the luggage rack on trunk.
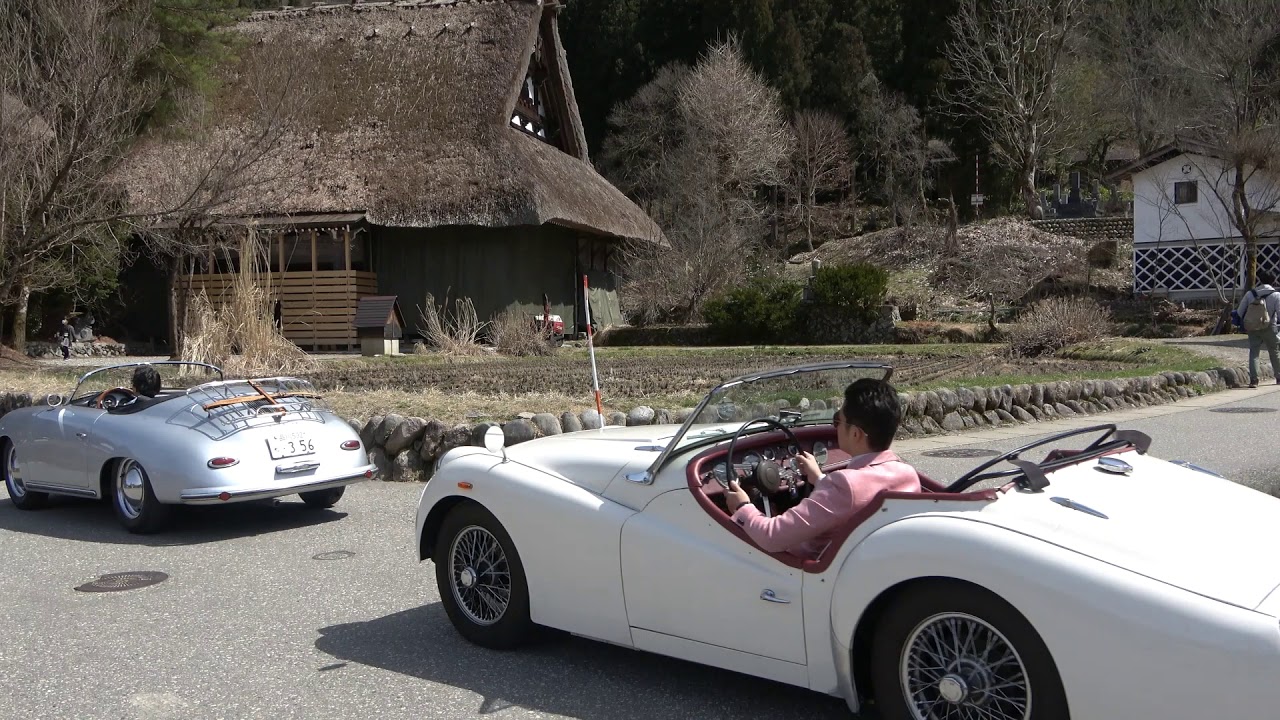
[182,377,329,437]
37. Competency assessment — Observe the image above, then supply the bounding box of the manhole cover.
[313,550,355,560]
[74,571,168,593]
[922,448,1000,458]
[1210,406,1277,414]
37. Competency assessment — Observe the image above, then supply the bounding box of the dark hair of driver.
[132,365,161,398]
[838,378,901,451]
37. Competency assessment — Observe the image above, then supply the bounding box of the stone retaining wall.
[0,362,1267,484]
[25,341,128,359]
[336,362,1269,482]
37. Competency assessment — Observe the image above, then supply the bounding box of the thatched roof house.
[119,0,662,349]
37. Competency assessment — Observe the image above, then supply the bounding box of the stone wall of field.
[0,362,1267,484]
[336,364,1266,482]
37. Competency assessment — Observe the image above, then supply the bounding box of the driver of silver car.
[725,378,922,560]
[131,364,161,399]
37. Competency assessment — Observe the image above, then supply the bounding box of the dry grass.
[415,292,488,356]
[317,386,690,425]
[180,231,315,377]
[490,308,554,357]
[1008,297,1114,357]
[0,370,73,398]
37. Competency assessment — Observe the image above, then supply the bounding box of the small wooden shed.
[353,295,405,357]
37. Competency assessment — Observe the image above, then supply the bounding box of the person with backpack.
[1235,270,1280,387]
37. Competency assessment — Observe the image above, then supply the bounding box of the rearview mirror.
[45,394,64,407]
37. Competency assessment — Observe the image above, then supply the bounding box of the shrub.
[416,292,487,356]
[1008,297,1113,357]
[807,263,890,323]
[701,275,803,344]
[489,308,554,357]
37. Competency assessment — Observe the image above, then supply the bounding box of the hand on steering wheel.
[94,387,139,410]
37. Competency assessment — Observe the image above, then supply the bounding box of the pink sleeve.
[731,476,852,554]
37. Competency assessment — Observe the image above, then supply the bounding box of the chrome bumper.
[178,465,374,504]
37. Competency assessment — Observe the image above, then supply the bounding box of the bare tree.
[941,0,1088,220]
[1084,0,1198,157]
[859,74,955,231]
[0,0,307,353]
[787,110,850,251]
[603,38,795,324]
[1156,0,1280,289]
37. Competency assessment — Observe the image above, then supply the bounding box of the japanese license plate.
[267,431,315,460]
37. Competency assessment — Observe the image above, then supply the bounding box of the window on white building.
[1174,180,1198,204]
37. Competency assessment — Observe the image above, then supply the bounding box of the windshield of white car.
[666,364,891,455]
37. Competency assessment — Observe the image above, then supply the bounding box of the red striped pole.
[583,275,603,417]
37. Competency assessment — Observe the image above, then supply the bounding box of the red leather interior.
[686,426,999,573]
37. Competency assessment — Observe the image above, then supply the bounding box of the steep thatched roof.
[118,0,664,243]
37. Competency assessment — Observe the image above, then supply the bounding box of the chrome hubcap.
[116,460,146,520]
[4,444,24,498]
[448,526,511,626]
[901,612,1031,720]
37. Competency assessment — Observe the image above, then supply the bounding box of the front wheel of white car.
[435,503,535,649]
[3,440,48,510]
[870,580,1068,720]
[113,458,171,534]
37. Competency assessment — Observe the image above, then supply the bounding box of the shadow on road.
[0,494,347,546]
[314,603,859,720]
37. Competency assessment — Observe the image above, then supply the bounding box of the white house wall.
[1133,154,1280,245]
[1130,152,1280,300]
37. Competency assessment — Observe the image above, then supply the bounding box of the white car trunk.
[976,450,1280,610]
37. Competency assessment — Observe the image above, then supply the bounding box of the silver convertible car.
[0,361,373,533]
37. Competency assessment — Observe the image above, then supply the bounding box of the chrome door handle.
[75,432,87,438]
[760,589,790,604]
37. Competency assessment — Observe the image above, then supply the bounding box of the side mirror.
[483,425,507,461]
[45,394,64,407]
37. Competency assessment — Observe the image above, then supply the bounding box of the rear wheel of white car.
[870,581,1068,720]
[3,440,48,510]
[435,503,535,649]
[300,486,344,509]
[113,459,170,534]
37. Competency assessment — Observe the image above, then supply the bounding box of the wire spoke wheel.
[901,612,1031,720]
[448,525,512,626]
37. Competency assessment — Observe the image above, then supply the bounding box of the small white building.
[1110,140,1280,301]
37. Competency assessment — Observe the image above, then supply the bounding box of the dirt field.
[0,341,1220,424]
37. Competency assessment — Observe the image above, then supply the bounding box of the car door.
[23,405,98,494]
[619,488,807,667]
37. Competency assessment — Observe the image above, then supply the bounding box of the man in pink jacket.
[725,378,922,560]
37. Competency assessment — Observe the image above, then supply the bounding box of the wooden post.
[310,229,318,349]
[343,226,352,350]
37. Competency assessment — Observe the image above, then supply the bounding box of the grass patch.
[1057,339,1220,372]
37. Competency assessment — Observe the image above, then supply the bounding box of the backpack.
[1243,289,1274,332]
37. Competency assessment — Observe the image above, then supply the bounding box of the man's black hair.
[839,377,901,451]
[132,365,161,398]
[1258,270,1276,287]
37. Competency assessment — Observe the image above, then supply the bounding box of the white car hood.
[502,425,686,493]
[973,451,1280,610]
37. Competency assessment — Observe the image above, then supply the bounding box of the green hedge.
[700,263,890,345]
[702,275,803,344]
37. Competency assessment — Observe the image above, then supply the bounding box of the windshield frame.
[634,360,894,484]
[68,361,225,403]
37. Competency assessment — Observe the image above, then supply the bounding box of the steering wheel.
[720,418,803,500]
[946,424,1151,494]
[94,387,139,410]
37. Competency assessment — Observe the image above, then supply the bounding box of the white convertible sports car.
[415,361,1280,719]
[1,361,373,533]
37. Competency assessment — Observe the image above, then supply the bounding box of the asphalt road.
[3,388,1279,720]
